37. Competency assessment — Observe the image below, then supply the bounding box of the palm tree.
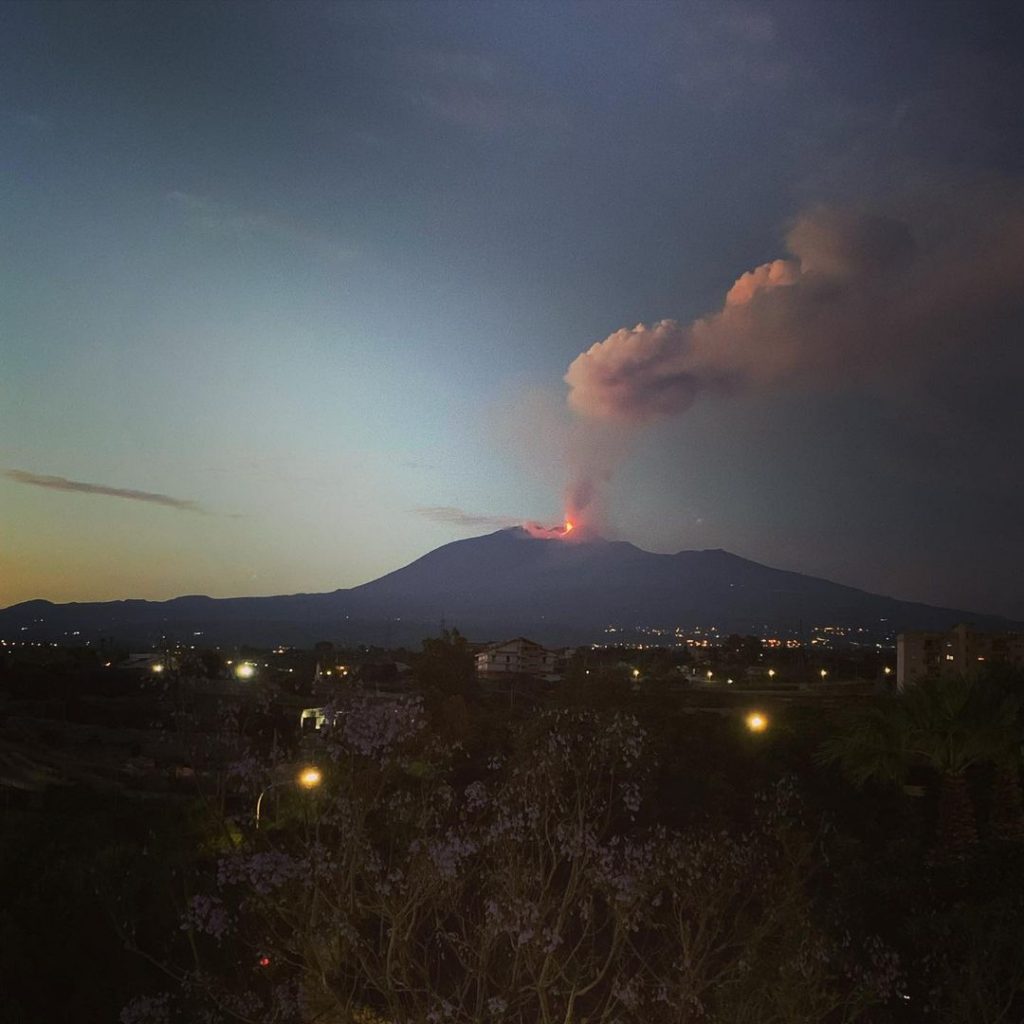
[819,674,1019,862]
[971,677,1024,844]
[988,758,1024,843]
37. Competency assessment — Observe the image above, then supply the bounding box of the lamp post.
[255,766,322,829]
[745,711,769,733]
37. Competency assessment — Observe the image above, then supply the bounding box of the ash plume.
[561,186,1024,513]
[565,191,1023,423]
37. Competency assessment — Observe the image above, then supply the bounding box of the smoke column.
[561,190,1024,521]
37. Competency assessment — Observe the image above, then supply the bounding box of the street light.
[256,766,323,829]
[235,662,256,680]
[819,669,828,680]
[745,711,769,733]
[768,668,776,679]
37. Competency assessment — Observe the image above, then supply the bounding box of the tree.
[819,674,1020,861]
[972,677,1024,844]
[416,628,475,695]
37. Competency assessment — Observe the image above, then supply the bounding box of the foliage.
[416,630,476,699]
[127,693,901,1023]
[817,673,1024,861]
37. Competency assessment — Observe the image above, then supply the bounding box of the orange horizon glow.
[563,519,574,534]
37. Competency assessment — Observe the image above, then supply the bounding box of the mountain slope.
[0,528,1016,646]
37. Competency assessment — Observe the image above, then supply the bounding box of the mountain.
[0,528,1017,647]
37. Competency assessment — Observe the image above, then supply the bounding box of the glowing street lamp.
[706,670,713,680]
[745,711,769,733]
[151,663,164,674]
[819,668,828,681]
[235,662,256,680]
[256,766,323,829]
[768,668,776,679]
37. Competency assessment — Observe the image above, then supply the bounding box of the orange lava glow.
[523,517,582,540]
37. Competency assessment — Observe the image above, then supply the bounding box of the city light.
[151,663,164,674]
[235,662,256,680]
[820,669,828,680]
[745,711,769,733]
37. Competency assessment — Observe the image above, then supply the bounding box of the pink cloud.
[565,186,1024,424]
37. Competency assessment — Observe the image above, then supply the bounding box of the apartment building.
[896,623,1024,688]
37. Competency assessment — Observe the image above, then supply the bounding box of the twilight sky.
[2,1,1023,619]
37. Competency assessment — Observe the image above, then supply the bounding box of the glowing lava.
[523,517,581,540]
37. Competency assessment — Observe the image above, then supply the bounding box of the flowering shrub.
[130,694,901,1023]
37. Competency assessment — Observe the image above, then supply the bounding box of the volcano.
[0,528,1017,646]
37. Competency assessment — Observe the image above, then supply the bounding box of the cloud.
[672,4,791,108]
[565,185,1024,424]
[165,191,355,260]
[5,470,204,512]
[401,45,566,136]
[408,85,566,136]
[413,506,520,530]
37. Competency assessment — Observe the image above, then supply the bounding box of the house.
[475,637,559,678]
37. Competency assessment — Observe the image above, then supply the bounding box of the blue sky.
[2,1,1023,617]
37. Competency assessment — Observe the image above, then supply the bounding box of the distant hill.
[0,528,1018,647]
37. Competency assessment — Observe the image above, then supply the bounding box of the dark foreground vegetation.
[3,638,1024,1022]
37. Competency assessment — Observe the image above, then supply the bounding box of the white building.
[476,637,558,678]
